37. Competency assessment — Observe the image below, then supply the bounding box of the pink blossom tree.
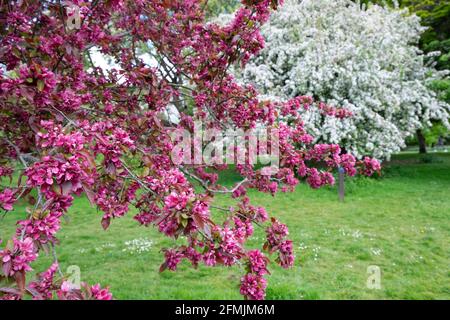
[0,0,380,300]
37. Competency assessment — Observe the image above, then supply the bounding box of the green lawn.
[1,153,449,299]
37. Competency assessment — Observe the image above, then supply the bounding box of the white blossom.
[238,0,450,159]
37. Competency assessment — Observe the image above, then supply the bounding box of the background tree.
[359,0,450,152]
[239,0,450,159]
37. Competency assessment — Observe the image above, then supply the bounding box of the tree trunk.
[417,129,427,154]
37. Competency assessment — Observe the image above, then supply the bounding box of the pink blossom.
[0,188,15,211]
[134,211,156,227]
[184,246,202,267]
[163,249,184,271]
[0,237,37,277]
[233,217,254,241]
[164,191,190,211]
[37,120,85,152]
[278,240,294,269]
[96,187,131,228]
[25,156,93,197]
[218,227,243,266]
[29,263,59,300]
[192,200,210,220]
[90,284,113,300]
[202,248,217,267]
[255,207,268,222]
[360,157,381,176]
[266,218,289,249]
[17,211,62,245]
[247,250,269,276]
[240,274,267,300]
[57,282,113,300]
[306,168,323,189]
[341,154,357,176]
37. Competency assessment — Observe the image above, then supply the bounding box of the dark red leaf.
[14,270,26,294]
[101,217,111,230]
[159,262,167,273]
[2,260,12,277]
[192,213,205,230]
[83,184,96,207]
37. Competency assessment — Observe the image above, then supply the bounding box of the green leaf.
[37,80,45,92]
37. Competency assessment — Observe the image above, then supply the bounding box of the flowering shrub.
[239,0,450,159]
[0,0,380,300]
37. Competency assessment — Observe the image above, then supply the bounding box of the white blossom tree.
[239,0,450,159]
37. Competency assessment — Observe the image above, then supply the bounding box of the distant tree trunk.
[417,129,427,154]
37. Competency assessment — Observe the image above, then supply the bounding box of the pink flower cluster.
[0,237,37,277]
[57,282,113,300]
[277,240,294,268]
[192,200,210,221]
[29,263,59,300]
[0,188,15,211]
[281,96,313,116]
[145,167,189,191]
[360,156,382,176]
[25,156,93,197]
[306,168,335,189]
[37,120,86,153]
[265,218,294,269]
[247,250,269,276]
[233,217,254,241]
[133,203,161,227]
[0,64,58,105]
[96,186,132,229]
[16,211,62,245]
[217,226,244,266]
[164,191,191,211]
[341,154,357,176]
[307,144,341,165]
[240,273,268,301]
[160,245,203,272]
[235,197,269,223]
[6,11,32,33]
[162,249,184,271]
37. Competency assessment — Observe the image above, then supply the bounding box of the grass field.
[1,152,449,299]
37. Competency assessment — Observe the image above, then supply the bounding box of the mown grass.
[1,152,449,299]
